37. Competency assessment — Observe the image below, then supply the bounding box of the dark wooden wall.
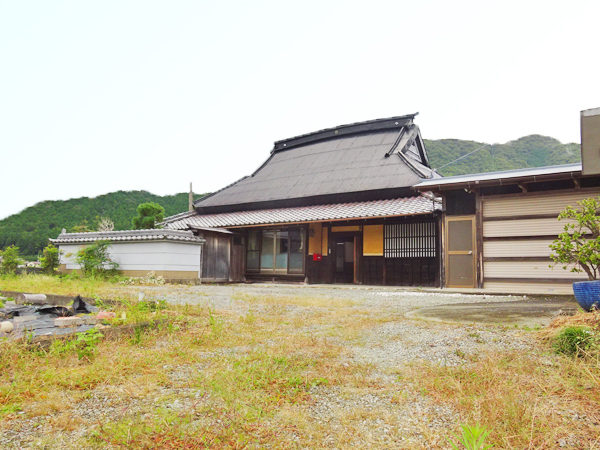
[201,233,230,281]
[362,256,438,286]
[305,255,333,284]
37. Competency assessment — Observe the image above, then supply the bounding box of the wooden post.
[475,189,484,288]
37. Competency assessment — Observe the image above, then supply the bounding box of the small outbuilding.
[52,229,206,283]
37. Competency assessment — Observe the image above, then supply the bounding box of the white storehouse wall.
[59,241,202,279]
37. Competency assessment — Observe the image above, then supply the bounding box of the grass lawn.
[1,275,600,448]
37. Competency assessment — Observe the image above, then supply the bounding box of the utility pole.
[188,182,194,211]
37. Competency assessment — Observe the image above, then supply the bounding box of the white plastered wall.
[59,241,202,276]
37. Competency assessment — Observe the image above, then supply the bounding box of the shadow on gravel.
[408,298,579,327]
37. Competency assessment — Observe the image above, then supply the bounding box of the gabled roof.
[195,114,438,213]
[415,163,583,190]
[163,195,440,230]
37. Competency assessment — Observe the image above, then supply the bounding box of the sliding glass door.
[249,228,305,274]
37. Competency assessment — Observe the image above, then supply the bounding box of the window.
[247,230,260,271]
[288,229,305,273]
[247,228,305,274]
[384,221,437,258]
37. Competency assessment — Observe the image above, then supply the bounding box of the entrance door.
[333,236,355,283]
[445,216,476,288]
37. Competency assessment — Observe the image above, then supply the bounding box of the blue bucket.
[572,280,600,312]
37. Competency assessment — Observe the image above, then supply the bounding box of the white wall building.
[52,229,205,282]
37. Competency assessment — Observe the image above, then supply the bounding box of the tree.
[550,196,600,281]
[70,219,92,233]
[76,240,119,277]
[0,245,23,274]
[96,216,114,232]
[131,202,165,229]
[40,243,61,274]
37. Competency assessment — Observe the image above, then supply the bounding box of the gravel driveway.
[2,283,568,448]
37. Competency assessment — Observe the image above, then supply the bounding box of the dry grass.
[399,341,600,447]
[3,276,600,448]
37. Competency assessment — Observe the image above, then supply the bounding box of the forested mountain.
[0,191,202,258]
[0,135,582,258]
[425,134,580,176]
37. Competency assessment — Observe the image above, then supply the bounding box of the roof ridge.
[271,113,418,152]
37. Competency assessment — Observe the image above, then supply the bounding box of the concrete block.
[83,316,99,325]
[54,317,83,328]
[16,293,47,305]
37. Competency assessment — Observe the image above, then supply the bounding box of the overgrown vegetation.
[1,278,599,447]
[0,190,205,258]
[76,240,119,277]
[40,243,60,274]
[49,328,104,361]
[550,196,600,280]
[0,245,22,274]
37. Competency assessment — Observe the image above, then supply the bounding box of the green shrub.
[40,243,60,274]
[76,240,119,277]
[0,245,23,275]
[553,326,596,356]
[550,196,600,280]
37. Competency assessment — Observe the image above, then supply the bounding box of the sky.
[1,0,599,220]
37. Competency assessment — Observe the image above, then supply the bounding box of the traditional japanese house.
[163,114,442,285]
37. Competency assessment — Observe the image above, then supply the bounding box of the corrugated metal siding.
[483,217,573,237]
[483,189,600,218]
[483,281,574,295]
[484,261,586,279]
[484,239,554,257]
[481,189,597,294]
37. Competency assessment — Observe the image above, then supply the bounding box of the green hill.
[425,134,581,176]
[0,191,202,258]
[0,135,583,258]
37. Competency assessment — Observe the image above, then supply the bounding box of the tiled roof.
[50,229,205,244]
[163,195,440,230]
[194,115,437,211]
